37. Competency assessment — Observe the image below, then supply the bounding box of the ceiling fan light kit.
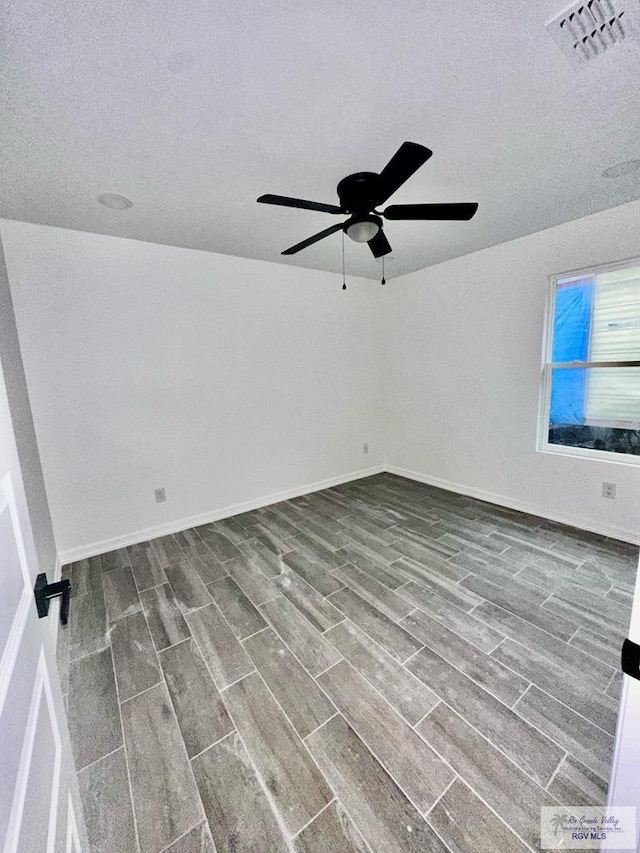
[345,214,381,243]
[257,141,479,263]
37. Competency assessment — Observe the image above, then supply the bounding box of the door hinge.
[34,573,71,626]
[621,638,640,681]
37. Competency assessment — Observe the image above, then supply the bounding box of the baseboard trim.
[385,464,640,545]
[58,465,385,563]
[58,460,639,563]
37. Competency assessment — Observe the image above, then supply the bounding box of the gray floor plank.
[283,550,344,596]
[159,638,233,758]
[576,557,635,593]
[394,558,482,612]
[387,549,468,586]
[110,610,162,702]
[543,593,631,641]
[318,660,454,813]
[334,564,413,622]
[339,512,399,544]
[513,686,614,779]
[399,585,503,653]
[185,603,255,689]
[489,536,581,571]
[259,595,342,677]
[569,626,622,671]
[223,672,333,835]
[238,537,291,578]
[401,610,528,706]
[162,822,216,853]
[180,541,229,585]
[63,474,632,853]
[459,573,580,641]
[324,621,438,725]
[127,541,168,591]
[492,638,619,734]
[473,601,614,682]
[69,588,108,661]
[150,533,185,567]
[269,500,311,526]
[165,559,212,613]
[271,567,344,632]
[121,683,204,853]
[291,532,349,571]
[192,733,289,853]
[70,557,103,599]
[208,576,267,639]
[196,526,241,561]
[394,539,468,583]
[230,509,266,529]
[249,521,297,555]
[335,543,406,589]
[293,801,371,853]
[394,521,464,551]
[212,516,256,543]
[68,648,122,770]
[547,753,608,807]
[514,563,608,599]
[426,778,530,853]
[140,582,191,651]
[417,703,559,851]
[406,646,564,786]
[447,545,523,580]
[77,747,136,853]
[435,521,511,552]
[99,548,131,573]
[306,715,449,853]
[226,555,279,606]
[298,517,351,550]
[439,531,513,558]
[243,627,335,738]
[606,670,623,701]
[329,587,423,662]
[102,566,142,623]
[173,527,207,549]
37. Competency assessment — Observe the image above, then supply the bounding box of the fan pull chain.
[341,230,346,290]
[381,254,386,286]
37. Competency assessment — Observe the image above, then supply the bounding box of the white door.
[603,552,640,853]
[0,371,87,851]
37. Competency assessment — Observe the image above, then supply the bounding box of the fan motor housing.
[336,172,383,214]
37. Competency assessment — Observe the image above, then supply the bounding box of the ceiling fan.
[257,142,478,258]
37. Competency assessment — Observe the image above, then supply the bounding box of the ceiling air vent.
[546,0,638,66]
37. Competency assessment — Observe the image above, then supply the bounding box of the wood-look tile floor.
[58,473,637,853]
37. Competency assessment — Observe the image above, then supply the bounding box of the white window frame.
[538,255,640,466]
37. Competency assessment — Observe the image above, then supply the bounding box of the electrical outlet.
[363,443,369,454]
[154,487,166,504]
[602,482,616,500]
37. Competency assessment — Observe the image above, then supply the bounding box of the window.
[541,259,640,461]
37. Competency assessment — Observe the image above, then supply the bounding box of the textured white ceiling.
[1,0,640,280]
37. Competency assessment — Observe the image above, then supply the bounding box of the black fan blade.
[281,222,344,255]
[257,194,343,214]
[368,230,392,258]
[383,202,478,221]
[377,142,433,205]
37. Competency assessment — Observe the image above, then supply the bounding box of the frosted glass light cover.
[346,220,379,243]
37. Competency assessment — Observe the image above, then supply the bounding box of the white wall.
[1,222,383,558]
[0,234,56,573]
[383,199,640,543]
[4,200,640,559]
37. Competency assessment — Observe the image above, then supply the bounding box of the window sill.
[538,443,640,467]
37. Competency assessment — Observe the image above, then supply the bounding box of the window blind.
[584,267,640,425]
